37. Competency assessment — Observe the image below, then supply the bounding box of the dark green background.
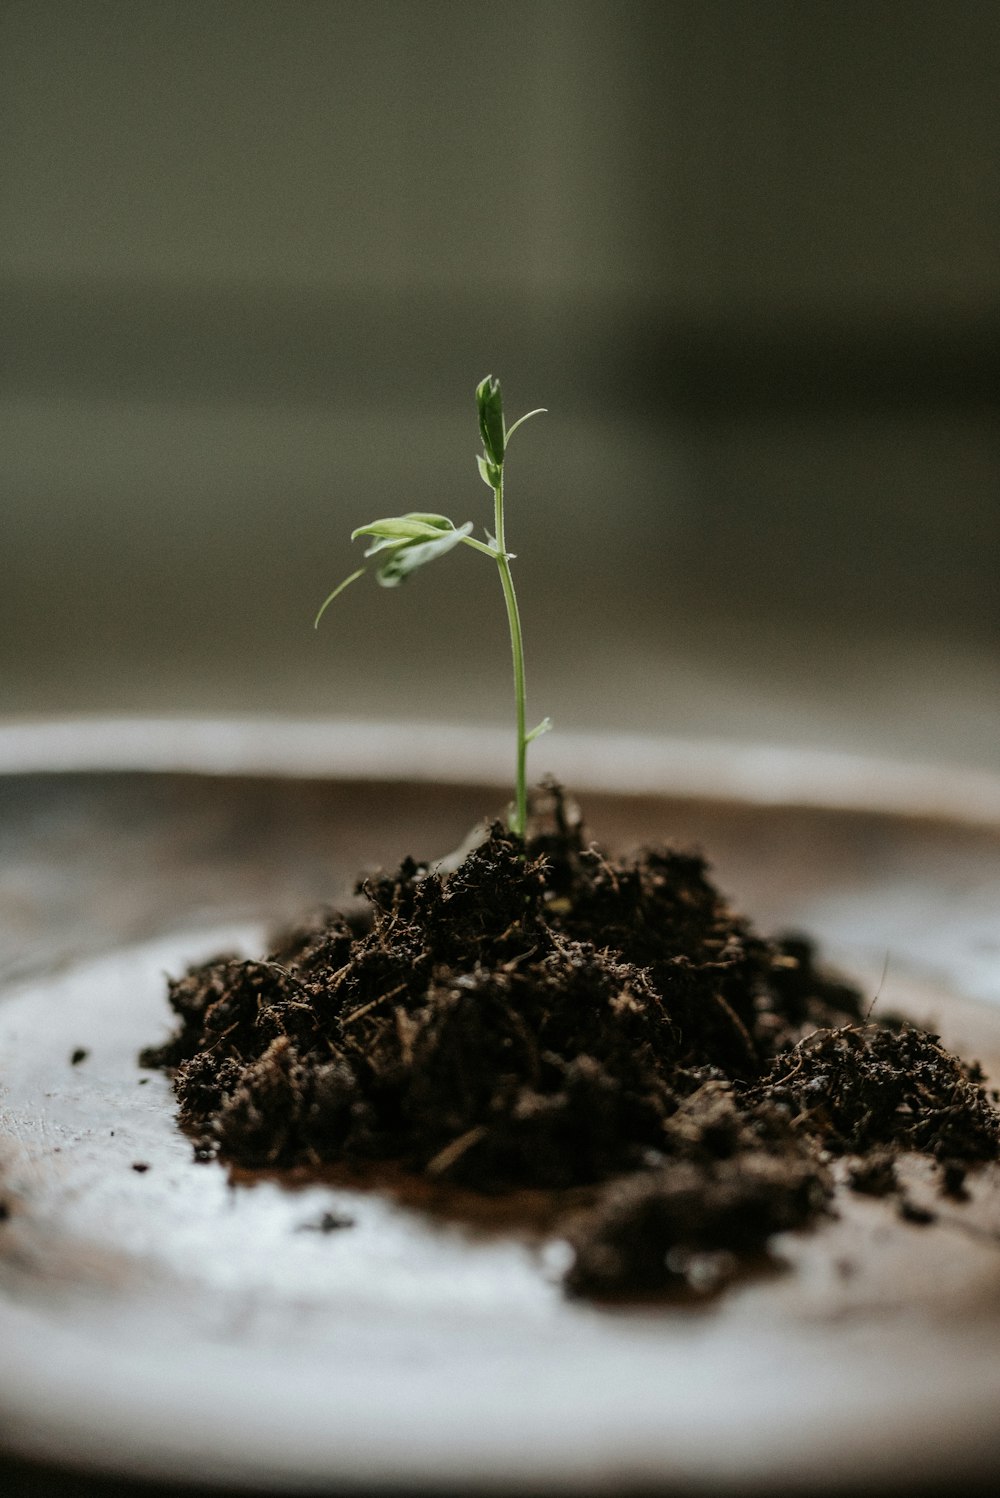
[2,0,997,768]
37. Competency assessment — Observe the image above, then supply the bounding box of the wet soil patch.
[142,785,1000,1298]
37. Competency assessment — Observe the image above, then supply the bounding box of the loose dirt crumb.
[142,785,1000,1298]
[848,1151,897,1197]
[898,1198,936,1226]
[297,1210,355,1234]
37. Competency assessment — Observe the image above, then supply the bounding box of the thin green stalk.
[491,470,528,837]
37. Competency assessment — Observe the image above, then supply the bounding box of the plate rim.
[2,714,1000,829]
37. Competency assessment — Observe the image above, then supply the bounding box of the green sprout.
[315,376,548,837]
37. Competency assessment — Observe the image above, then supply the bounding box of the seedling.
[315,376,548,836]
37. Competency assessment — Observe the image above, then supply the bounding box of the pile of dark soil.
[142,785,1000,1298]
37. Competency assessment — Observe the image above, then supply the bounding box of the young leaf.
[525,716,552,743]
[477,453,501,490]
[476,375,505,466]
[375,522,473,587]
[352,515,454,545]
[361,534,412,557]
[406,512,458,528]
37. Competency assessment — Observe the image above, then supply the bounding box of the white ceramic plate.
[1,719,999,1493]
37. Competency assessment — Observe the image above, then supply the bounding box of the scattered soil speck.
[131,1162,151,1174]
[898,1199,936,1226]
[297,1210,355,1234]
[70,1047,89,1066]
[941,1160,969,1200]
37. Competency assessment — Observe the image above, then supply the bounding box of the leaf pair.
[475,373,547,492]
[313,512,471,628]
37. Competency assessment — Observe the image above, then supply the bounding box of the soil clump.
[142,785,1000,1298]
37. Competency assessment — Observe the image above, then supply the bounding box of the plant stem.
[492,471,528,838]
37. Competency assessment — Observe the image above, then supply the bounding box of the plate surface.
[2,721,1000,1494]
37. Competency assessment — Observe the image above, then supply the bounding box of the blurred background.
[2,0,997,770]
